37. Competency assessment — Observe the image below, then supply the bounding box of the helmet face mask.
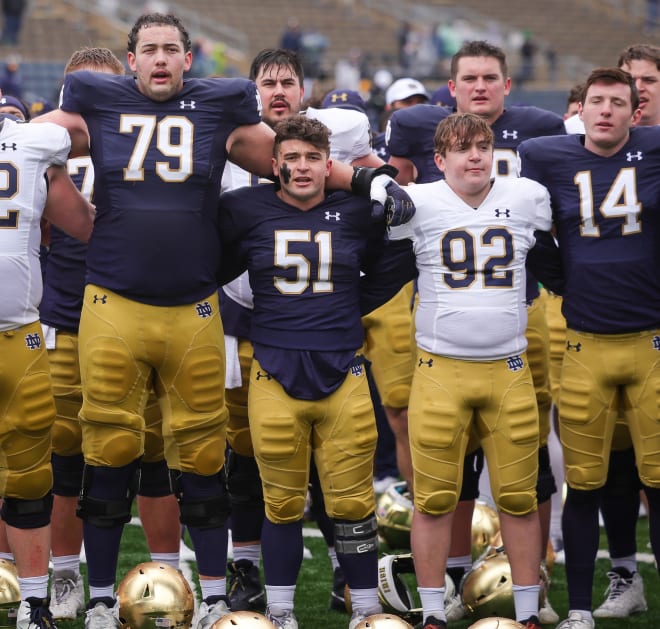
[0,559,20,629]
[117,562,194,629]
[209,611,276,628]
[377,554,455,622]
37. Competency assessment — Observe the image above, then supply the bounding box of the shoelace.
[604,571,632,600]
[228,565,249,594]
[29,604,54,629]
[54,578,76,603]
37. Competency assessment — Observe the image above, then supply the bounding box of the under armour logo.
[652,335,660,351]
[494,208,510,218]
[0,142,17,151]
[375,146,387,158]
[626,151,643,162]
[92,294,107,304]
[195,301,213,318]
[325,211,341,221]
[255,370,272,380]
[25,333,42,350]
[179,100,196,109]
[566,340,582,351]
[502,130,518,139]
[506,355,524,371]
[350,362,364,377]
[418,357,433,367]
[331,92,349,103]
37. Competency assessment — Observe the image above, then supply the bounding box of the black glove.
[351,164,416,226]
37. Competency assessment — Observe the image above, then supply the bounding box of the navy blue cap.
[321,89,367,113]
[430,85,456,108]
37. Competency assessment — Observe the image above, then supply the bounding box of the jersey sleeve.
[60,70,102,114]
[527,177,553,231]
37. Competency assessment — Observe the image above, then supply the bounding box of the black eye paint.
[279,162,292,184]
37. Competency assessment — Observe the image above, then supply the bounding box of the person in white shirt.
[387,112,552,629]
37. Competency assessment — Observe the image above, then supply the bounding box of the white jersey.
[388,177,552,360]
[0,119,70,331]
[564,112,585,134]
[221,105,373,308]
[304,106,372,163]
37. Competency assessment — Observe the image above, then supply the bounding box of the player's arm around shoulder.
[227,121,276,179]
[43,164,94,242]
[32,109,90,159]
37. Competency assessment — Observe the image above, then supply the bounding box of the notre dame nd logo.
[195,301,213,318]
[25,333,42,350]
[506,355,524,371]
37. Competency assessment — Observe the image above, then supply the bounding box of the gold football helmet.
[461,548,545,620]
[116,562,194,629]
[461,547,515,619]
[209,611,276,628]
[375,481,413,549]
[0,559,20,629]
[471,501,501,559]
[354,613,413,628]
[467,618,524,629]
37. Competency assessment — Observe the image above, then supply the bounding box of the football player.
[0,106,94,629]
[33,14,411,629]
[386,40,565,624]
[217,114,413,629]
[518,67,660,629]
[590,43,660,621]
[387,112,550,629]
[221,48,407,616]
[38,47,182,623]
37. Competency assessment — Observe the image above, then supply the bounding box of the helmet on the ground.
[377,554,416,614]
[471,501,501,559]
[0,559,20,629]
[377,553,455,621]
[467,618,524,629]
[353,613,413,628]
[375,481,413,549]
[210,611,276,628]
[461,548,515,619]
[117,562,194,629]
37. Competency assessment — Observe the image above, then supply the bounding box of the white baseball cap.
[385,77,429,106]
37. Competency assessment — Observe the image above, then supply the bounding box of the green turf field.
[60,513,657,629]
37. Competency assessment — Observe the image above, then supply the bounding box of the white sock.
[18,575,49,600]
[417,586,446,622]
[150,552,180,571]
[232,544,261,568]
[348,588,381,615]
[513,584,540,621]
[51,554,80,576]
[265,585,296,613]
[89,585,115,601]
[200,578,226,601]
[610,555,637,575]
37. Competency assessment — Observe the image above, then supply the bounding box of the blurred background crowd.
[2,0,659,123]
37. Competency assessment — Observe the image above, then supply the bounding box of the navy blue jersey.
[490,106,566,177]
[387,104,564,183]
[61,71,261,306]
[519,128,660,333]
[218,186,385,352]
[372,130,390,162]
[40,160,91,332]
[386,104,451,183]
